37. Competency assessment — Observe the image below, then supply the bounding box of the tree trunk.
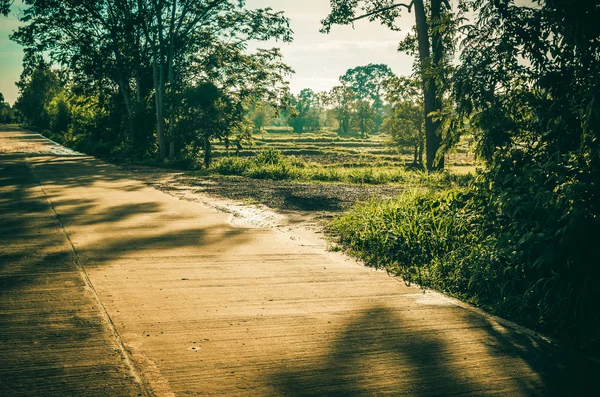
[167,0,177,159]
[413,0,443,171]
[203,135,211,168]
[139,0,166,158]
[430,0,444,170]
[152,48,166,159]
[413,145,419,165]
[156,3,167,159]
[117,73,135,140]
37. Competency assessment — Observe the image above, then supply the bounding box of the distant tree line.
[247,63,429,167]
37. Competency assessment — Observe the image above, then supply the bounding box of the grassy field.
[209,129,478,181]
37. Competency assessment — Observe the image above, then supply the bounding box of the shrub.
[254,148,283,166]
[212,157,250,175]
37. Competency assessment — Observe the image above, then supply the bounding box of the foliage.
[12,0,294,160]
[454,0,600,347]
[286,89,321,133]
[382,76,425,166]
[352,100,377,138]
[0,0,10,17]
[0,93,19,124]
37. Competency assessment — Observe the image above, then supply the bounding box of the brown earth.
[1,126,597,396]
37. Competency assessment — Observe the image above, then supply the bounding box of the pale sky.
[0,0,415,105]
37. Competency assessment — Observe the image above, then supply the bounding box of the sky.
[0,0,416,105]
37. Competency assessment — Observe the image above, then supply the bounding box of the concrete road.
[1,126,597,396]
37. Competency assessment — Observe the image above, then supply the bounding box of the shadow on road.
[0,146,251,396]
[267,305,599,396]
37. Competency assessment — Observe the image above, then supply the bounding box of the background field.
[211,129,477,176]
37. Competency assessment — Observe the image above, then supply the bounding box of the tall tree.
[328,85,355,135]
[136,0,293,158]
[322,0,457,170]
[340,63,394,130]
[12,1,147,140]
[287,88,320,133]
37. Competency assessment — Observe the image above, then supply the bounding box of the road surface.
[0,126,597,396]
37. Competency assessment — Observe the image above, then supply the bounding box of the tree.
[327,85,355,135]
[340,63,394,130]
[287,89,320,133]
[176,82,246,167]
[381,100,424,165]
[0,93,18,124]
[136,0,293,158]
[352,100,377,138]
[247,100,275,136]
[322,0,458,170]
[12,1,294,160]
[14,61,62,130]
[12,1,150,144]
[382,75,425,165]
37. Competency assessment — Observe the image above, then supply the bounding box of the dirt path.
[1,126,597,396]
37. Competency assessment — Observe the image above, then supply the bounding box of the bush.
[254,148,283,166]
[212,157,251,175]
[245,162,303,180]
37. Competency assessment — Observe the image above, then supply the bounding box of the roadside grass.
[326,187,532,339]
[328,189,493,304]
[328,170,600,350]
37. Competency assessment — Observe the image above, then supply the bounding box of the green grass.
[203,149,473,187]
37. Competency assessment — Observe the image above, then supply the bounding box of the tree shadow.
[266,305,599,396]
[0,139,253,395]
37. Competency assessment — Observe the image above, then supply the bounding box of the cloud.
[286,39,400,53]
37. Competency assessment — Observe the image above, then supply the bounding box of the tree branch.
[349,1,414,23]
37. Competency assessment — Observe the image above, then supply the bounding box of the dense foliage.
[0,93,19,124]
[331,0,600,349]
[11,0,293,165]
